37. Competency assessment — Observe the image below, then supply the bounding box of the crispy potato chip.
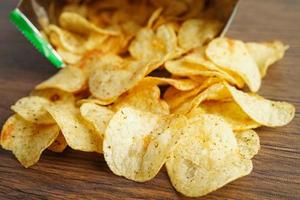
[112,83,169,115]
[47,25,86,54]
[31,88,75,104]
[235,130,260,160]
[163,77,222,111]
[142,76,200,91]
[165,50,244,88]
[147,7,163,28]
[59,12,120,36]
[47,103,102,153]
[57,48,82,64]
[89,59,154,103]
[166,114,253,197]
[246,41,288,77]
[178,19,222,51]
[11,96,54,124]
[176,82,295,127]
[200,101,260,131]
[80,103,114,138]
[206,38,261,92]
[76,96,113,106]
[0,115,60,167]
[103,107,186,182]
[129,24,177,62]
[226,84,295,127]
[36,66,86,93]
[48,132,68,153]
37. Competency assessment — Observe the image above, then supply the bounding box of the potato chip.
[36,66,86,93]
[206,38,261,92]
[235,130,260,160]
[31,88,75,104]
[200,101,260,131]
[165,50,244,88]
[112,83,169,115]
[47,25,86,54]
[129,24,177,63]
[11,96,54,124]
[166,114,253,197]
[59,12,120,36]
[176,82,295,127]
[56,48,82,64]
[142,76,200,91]
[246,41,288,77]
[163,77,222,111]
[103,107,186,181]
[226,84,295,127]
[0,115,60,167]
[48,132,68,153]
[47,103,102,153]
[80,103,114,138]
[89,59,153,103]
[178,19,222,51]
[147,7,163,28]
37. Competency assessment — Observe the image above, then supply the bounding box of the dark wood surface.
[0,0,299,199]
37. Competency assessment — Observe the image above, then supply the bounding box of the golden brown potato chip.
[103,107,186,182]
[166,114,253,197]
[206,38,261,92]
[47,103,102,153]
[36,66,86,93]
[200,101,260,131]
[56,48,82,64]
[246,41,288,77]
[31,88,75,104]
[47,25,86,54]
[142,76,201,91]
[48,132,68,153]
[163,77,222,111]
[11,96,54,124]
[129,24,177,63]
[226,84,295,127]
[176,82,295,127]
[178,19,222,51]
[147,7,163,28]
[89,59,154,103]
[80,103,114,138]
[235,130,260,160]
[59,12,120,36]
[165,50,244,88]
[0,115,60,168]
[112,82,169,115]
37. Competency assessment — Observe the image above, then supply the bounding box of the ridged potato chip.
[178,19,222,51]
[246,41,288,77]
[206,38,261,92]
[47,103,102,153]
[112,83,169,115]
[103,107,186,182]
[200,101,260,131]
[36,66,86,93]
[166,114,253,197]
[0,115,60,168]
[48,132,68,153]
[11,96,54,124]
[80,103,114,138]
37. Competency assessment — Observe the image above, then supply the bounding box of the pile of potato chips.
[1,0,295,197]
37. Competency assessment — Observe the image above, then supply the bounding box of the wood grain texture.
[0,0,299,199]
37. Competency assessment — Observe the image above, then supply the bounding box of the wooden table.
[0,0,299,199]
